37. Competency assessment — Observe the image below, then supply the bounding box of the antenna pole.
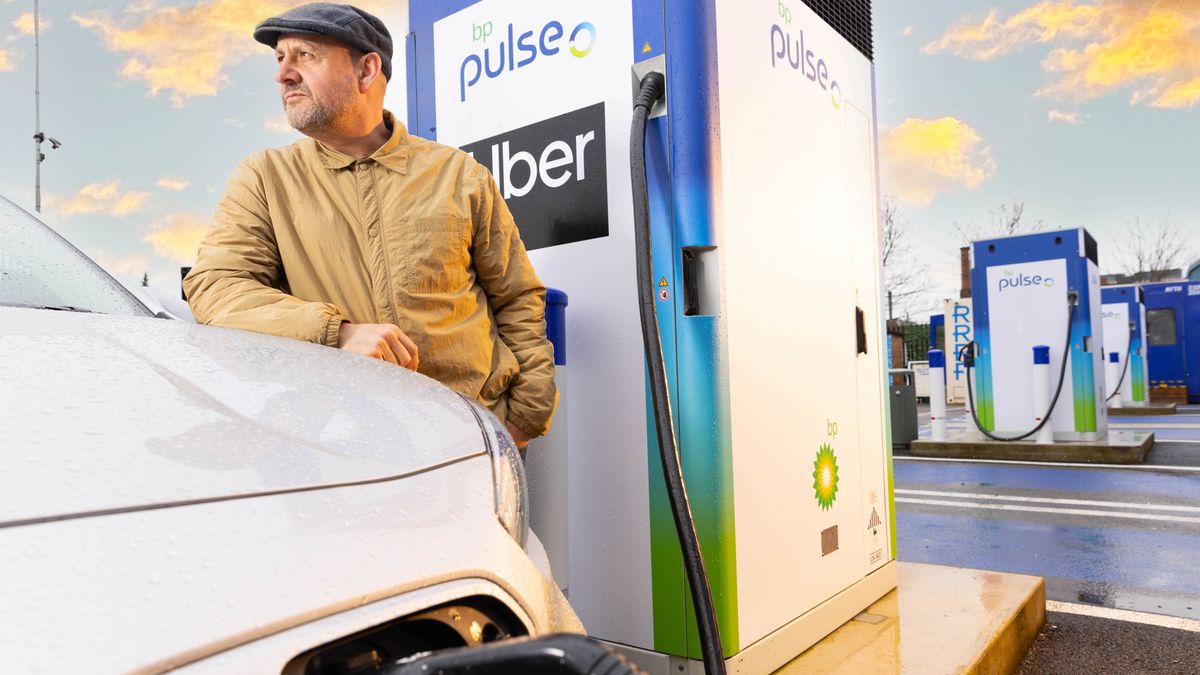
[34,0,42,212]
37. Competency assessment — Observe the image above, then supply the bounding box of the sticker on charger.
[461,102,608,251]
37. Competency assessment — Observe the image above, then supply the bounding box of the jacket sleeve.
[184,155,346,347]
[470,163,558,438]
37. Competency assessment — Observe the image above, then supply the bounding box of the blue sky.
[0,1,1196,318]
[874,0,1200,316]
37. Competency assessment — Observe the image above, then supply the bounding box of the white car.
[0,197,587,673]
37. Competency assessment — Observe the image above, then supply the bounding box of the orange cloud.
[145,213,209,263]
[881,117,996,206]
[156,177,189,191]
[13,13,49,36]
[0,48,15,73]
[73,0,390,107]
[924,1,1200,109]
[54,181,149,217]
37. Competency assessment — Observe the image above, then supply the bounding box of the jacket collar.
[314,110,410,174]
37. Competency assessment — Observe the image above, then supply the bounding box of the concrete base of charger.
[778,563,1046,674]
[910,430,1154,464]
[1107,403,1177,416]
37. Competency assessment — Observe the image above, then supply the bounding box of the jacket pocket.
[479,336,519,404]
[400,216,471,293]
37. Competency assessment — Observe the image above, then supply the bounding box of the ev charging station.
[969,229,1107,442]
[408,1,895,671]
[1101,286,1149,408]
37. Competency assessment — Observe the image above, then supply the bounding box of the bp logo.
[813,444,839,510]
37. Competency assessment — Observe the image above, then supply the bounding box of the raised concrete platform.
[779,562,1045,674]
[910,430,1154,464]
[1108,403,1178,416]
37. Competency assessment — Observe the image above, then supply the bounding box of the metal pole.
[34,0,42,212]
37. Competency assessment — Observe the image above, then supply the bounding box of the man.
[184,3,556,446]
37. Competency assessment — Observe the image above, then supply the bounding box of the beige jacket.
[184,112,557,438]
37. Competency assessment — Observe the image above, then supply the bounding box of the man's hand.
[337,322,419,371]
[505,420,531,449]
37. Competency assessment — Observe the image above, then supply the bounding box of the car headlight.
[463,398,529,548]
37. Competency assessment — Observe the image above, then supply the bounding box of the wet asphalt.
[1017,611,1200,674]
[894,403,1200,672]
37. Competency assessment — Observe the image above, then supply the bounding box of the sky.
[0,0,1196,319]
[0,0,410,293]
[874,0,1200,317]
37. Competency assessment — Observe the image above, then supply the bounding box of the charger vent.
[801,0,873,61]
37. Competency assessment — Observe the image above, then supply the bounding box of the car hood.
[0,307,487,526]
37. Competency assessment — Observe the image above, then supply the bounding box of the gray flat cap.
[254,3,393,81]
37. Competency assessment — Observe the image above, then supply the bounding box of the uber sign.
[462,102,607,251]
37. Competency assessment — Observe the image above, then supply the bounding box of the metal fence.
[903,322,930,365]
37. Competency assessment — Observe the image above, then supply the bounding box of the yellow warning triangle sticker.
[642,41,652,54]
[659,276,669,287]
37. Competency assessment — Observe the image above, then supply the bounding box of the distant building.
[1188,259,1200,282]
[1101,269,1184,286]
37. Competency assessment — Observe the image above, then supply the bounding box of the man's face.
[274,34,360,133]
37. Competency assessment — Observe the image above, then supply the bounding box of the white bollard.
[1106,351,1122,405]
[929,349,947,441]
[1032,345,1054,444]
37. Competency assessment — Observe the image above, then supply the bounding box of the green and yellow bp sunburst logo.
[813,444,839,510]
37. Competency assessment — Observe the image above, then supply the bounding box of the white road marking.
[1109,423,1200,429]
[1046,601,1200,633]
[894,497,1200,524]
[895,489,1200,513]
[894,455,1200,472]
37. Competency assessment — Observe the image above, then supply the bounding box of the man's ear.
[357,52,384,92]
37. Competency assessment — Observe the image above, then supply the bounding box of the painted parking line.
[1046,601,1200,633]
[894,497,1200,524]
[1137,428,1200,440]
[1110,423,1200,429]
[895,489,1200,513]
[894,455,1200,473]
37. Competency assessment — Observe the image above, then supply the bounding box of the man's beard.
[283,78,356,133]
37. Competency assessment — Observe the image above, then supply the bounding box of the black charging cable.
[631,71,726,675]
[960,291,1078,442]
[1105,321,1135,403]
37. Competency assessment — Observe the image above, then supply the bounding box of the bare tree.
[1114,217,1194,282]
[953,200,1045,243]
[881,195,929,319]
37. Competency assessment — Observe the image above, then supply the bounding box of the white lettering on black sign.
[462,102,608,250]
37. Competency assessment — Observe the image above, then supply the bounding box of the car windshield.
[0,196,153,317]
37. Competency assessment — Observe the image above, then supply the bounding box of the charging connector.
[631,69,726,675]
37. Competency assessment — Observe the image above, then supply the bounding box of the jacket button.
[381,298,391,308]
[368,227,379,237]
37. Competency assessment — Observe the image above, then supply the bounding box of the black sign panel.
[462,102,608,251]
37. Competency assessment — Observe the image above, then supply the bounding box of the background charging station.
[408,1,895,671]
[970,229,1107,442]
[1101,286,1148,407]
